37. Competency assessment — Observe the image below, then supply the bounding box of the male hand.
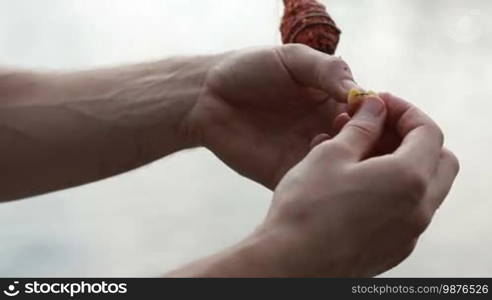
[189,44,358,189]
[253,93,459,277]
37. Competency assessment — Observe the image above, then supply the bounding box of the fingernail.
[341,79,359,92]
[357,97,385,118]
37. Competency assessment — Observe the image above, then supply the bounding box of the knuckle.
[319,140,352,157]
[443,149,461,175]
[406,208,433,235]
[399,240,418,260]
[314,141,333,155]
[345,121,377,139]
[431,124,445,146]
[393,163,428,202]
[281,43,311,55]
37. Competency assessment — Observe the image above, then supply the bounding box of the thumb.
[278,44,360,102]
[333,96,387,160]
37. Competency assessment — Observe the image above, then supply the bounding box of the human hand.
[252,93,459,277]
[188,44,358,189]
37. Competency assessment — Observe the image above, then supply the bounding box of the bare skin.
[169,94,459,277]
[0,45,354,200]
[0,45,459,277]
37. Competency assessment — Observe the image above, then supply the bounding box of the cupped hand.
[255,94,459,277]
[189,44,358,189]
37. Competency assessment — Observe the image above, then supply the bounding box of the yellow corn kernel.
[347,88,377,106]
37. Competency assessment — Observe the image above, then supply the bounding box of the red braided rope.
[281,0,341,54]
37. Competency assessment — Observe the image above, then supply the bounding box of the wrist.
[178,51,232,149]
[253,210,348,277]
[226,228,290,277]
[166,227,288,277]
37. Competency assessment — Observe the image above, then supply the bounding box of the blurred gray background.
[0,0,490,277]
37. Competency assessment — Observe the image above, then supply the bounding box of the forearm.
[0,55,222,201]
[166,231,283,278]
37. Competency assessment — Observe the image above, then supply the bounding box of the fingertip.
[337,80,361,103]
[333,97,387,160]
[377,92,394,103]
[322,56,359,102]
[348,95,385,117]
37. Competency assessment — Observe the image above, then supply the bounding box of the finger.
[332,113,351,134]
[332,96,387,160]
[424,149,460,212]
[380,93,444,179]
[277,44,360,102]
[310,133,332,149]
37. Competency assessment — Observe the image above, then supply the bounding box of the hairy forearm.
[0,55,222,201]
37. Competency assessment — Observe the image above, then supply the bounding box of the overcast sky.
[0,0,490,277]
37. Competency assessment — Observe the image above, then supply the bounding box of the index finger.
[277,44,360,102]
[380,93,444,179]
